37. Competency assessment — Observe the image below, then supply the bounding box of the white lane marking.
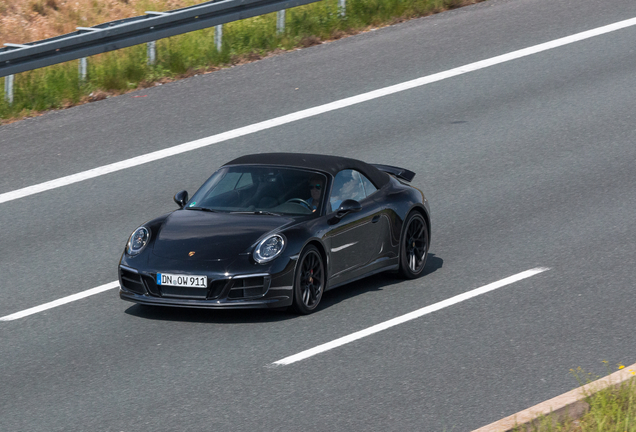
[0,267,547,323]
[332,242,357,252]
[0,281,119,321]
[272,267,550,366]
[2,17,636,204]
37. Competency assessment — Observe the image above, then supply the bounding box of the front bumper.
[119,290,291,309]
[118,257,296,310]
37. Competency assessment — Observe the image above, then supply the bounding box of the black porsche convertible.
[118,153,430,314]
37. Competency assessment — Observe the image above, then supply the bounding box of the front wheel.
[399,212,429,279]
[291,245,325,314]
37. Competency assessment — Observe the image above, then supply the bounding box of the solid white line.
[2,17,636,204]
[0,281,119,321]
[272,267,550,366]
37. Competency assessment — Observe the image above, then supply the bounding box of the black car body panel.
[119,153,430,311]
[152,210,294,261]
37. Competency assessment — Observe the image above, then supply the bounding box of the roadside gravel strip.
[1,16,636,204]
[473,363,636,432]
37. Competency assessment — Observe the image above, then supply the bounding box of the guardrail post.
[215,25,223,52]
[147,41,157,65]
[1,0,328,77]
[78,57,88,82]
[4,74,14,105]
[338,0,345,17]
[277,10,286,34]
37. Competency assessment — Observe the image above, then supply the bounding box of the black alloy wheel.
[399,212,429,279]
[292,245,325,314]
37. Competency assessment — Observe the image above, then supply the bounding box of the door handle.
[372,215,381,223]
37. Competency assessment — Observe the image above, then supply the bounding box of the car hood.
[151,210,294,261]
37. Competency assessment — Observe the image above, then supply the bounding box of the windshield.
[187,166,328,216]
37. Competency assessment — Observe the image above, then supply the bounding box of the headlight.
[126,227,151,256]
[253,234,285,263]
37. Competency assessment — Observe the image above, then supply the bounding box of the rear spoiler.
[371,164,416,182]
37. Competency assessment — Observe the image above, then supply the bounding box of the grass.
[515,364,636,432]
[0,0,199,44]
[0,0,484,122]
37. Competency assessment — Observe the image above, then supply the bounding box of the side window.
[206,172,252,199]
[207,172,242,198]
[235,173,253,189]
[360,173,377,196]
[330,169,367,210]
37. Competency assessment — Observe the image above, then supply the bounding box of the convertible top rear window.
[188,166,328,216]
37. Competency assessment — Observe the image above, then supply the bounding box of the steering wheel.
[285,198,312,209]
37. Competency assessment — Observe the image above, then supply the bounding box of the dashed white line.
[0,281,119,321]
[271,267,550,366]
[2,17,636,205]
[0,268,548,323]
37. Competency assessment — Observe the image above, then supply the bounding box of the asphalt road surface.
[2,0,636,430]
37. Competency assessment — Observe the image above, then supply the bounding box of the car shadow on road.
[124,302,293,324]
[124,253,443,323]
[317,253,443,311]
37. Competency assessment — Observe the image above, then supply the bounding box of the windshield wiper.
[185,207,217,212]
[230,210,281,216]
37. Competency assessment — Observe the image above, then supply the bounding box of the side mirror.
[330,199,362,223]
[174,190,188,208]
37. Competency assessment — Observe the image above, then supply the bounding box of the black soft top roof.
[223,153,390,188]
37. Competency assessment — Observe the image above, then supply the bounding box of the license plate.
[156,273,207,288]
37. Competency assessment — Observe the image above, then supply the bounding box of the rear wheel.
[399,212,429,279]
[291,245,325,314]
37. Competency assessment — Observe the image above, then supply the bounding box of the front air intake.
[119,267,146,295]
[227,276,270,299]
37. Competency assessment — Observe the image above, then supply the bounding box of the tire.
[398,212,429,279]
[291,245,325,314]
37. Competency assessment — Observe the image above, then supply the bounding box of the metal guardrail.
[0,0,323,78]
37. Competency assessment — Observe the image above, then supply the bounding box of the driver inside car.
[306,175,324,212]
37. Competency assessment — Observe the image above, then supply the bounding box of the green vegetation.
[0,0,482,122]
[517,364,636,432]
